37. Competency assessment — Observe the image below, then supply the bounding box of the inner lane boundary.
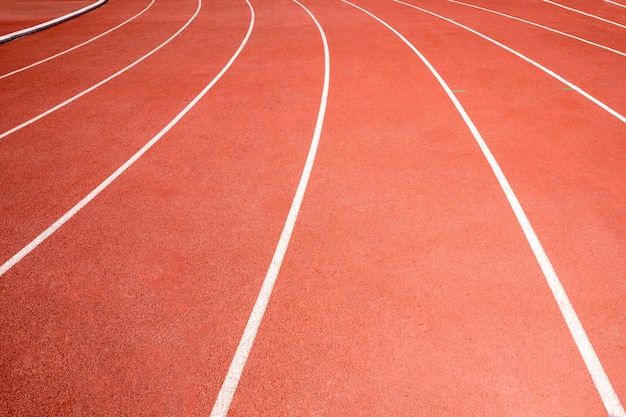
[0,0,108,44]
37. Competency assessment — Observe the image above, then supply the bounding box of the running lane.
[0,0,224,264]
[1,0,326,414]
[0,0,198,134]
[398,0,626,117]
[0,0,153,75]
[443,0,626,57]
[543,0,626,27]
[454,0,626,41]
[225,0,617,416]
[0,0,97,37]
[360,0,626,411]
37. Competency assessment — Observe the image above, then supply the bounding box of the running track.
[1,0,624,415]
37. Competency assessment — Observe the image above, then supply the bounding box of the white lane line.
[544,0,626,30]
[394,1,626,124]
[0,0,108,44]
[0,0,201,141]
[0,0,156,80]
[209,1,329,415]
[448,0,626,57]
[606,0,626,10]
[0,0,254,277]
[348,1,626,416]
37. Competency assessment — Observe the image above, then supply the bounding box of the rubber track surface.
[0,0,624,415]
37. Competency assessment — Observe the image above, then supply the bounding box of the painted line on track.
[0,0,157,80]
[543,0,626,30]
[448,0,626,57]
[394,1,626,124]
[356,1,625,415]
[0,0,201,141]
[209,0,329,415]
[0,0,254,277]
[0,0,108,44]
[606,0,626,10]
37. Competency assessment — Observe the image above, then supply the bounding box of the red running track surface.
[0,0,624,415]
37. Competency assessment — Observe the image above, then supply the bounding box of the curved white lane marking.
[394,1,626,124]
[0,0,255,277]
[0,0,201,141]
[544,0,626,29]
[0,0,108,44]
[209,0,329,415]
[0,0,157,80]
[606,0,626,9]
[346,1,625,416]
[448,0,626,57]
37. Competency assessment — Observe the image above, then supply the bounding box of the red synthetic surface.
[1,0,624,415]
